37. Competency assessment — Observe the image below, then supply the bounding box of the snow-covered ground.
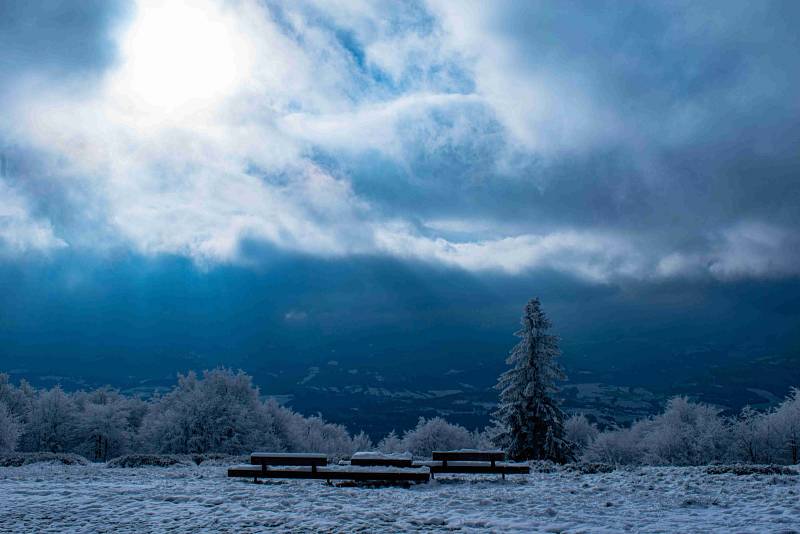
[1,463,799,533]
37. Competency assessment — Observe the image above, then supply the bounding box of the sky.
[1,1,799,396]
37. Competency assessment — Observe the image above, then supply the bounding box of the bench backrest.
[250,452,328,466]
[350,452,412,467]
[432,450,505,462]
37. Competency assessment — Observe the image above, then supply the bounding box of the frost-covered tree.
[285,415,357,457]
[377,430,405,453]
[565,414,599,453]
[732,406,771,463]
[770,388,800,464]
[402,417,475,458]
[139,369,279,454]
[0,374,34,422]
[350,431,373,453]
[22,386,76,452]
[494,298,571,462]
[76,402,131,461]
[583,397,731,465]
[0,402,21,452]
[641,397,730,465]
[582,423,647,465]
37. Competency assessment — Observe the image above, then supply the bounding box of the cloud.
[0,0,798,282]
[657,222,800,280]
[0,178,66,255]
[375,225,643,280]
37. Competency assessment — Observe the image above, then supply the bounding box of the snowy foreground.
[1,463,799,533]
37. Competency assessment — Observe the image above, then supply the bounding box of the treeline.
[0,369,490,460]
[567,393,800,465]
[0,369,798,465]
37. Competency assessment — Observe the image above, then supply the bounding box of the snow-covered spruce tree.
[494,298,572,462]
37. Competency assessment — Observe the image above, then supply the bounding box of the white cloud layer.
[0,0,797,282]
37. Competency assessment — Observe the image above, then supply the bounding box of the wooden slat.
[250,453,328,466]
[432,450,505,462]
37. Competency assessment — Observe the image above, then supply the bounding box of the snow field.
[1,463,799,533]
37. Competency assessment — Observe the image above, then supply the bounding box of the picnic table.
[227,452,430,484]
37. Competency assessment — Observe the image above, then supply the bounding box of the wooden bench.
[227,452,429,484]
[416,450,530,479]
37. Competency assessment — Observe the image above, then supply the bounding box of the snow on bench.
[350,452,413,468]
[432,450,505,464]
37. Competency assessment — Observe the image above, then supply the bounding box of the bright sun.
[111,0,250,114]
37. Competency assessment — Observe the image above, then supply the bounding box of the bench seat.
[413,460,530,475]
[228,464,430,483]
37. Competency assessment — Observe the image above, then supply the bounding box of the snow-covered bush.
[0,403,21,452]
[583,423,647,465]
[705,464,797,476]
[0,452,89,467]
[106,454,191,468]
[400,417,476,458]
[565,414,599,453]
[585,397,732,465]
[641,397,731,465]
[284,415,357,457]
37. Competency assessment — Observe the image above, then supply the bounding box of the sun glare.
[111,0,250,114]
